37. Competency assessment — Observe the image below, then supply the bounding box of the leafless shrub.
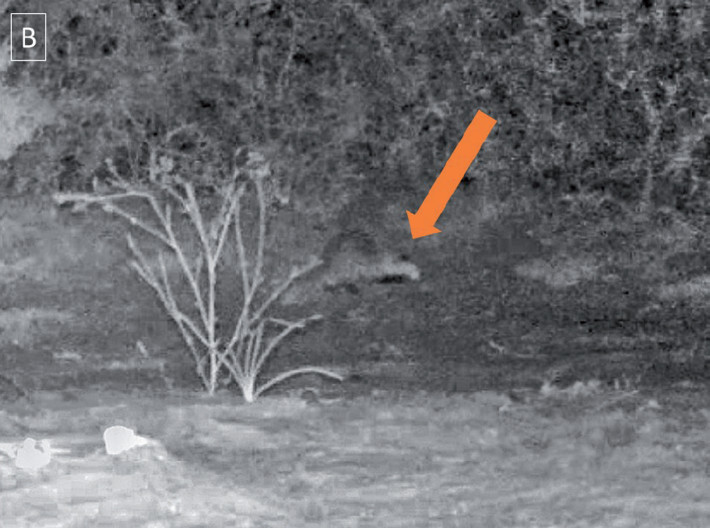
[54,148,343,402]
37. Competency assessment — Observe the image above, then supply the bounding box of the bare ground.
[0,196,709,526]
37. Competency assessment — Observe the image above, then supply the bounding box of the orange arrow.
[407,110,497,239]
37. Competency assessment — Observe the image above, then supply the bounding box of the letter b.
[22,27,37,48]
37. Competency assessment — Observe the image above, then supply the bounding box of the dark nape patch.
[377,275,406,284]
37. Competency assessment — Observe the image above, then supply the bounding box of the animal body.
[281,228,420,305]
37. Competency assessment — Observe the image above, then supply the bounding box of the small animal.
[281,229,420,305]
[15,438,52,470]
[103,425,156,455]
[0,437,68,470]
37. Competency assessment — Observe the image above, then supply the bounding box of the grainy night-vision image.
[0,1,708,526]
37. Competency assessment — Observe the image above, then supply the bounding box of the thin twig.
[253,366,344,401]
[253,314,322,376]
[250,257,321,324]
[248,321,266,377]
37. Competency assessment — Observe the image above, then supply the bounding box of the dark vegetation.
[0,0,708,397]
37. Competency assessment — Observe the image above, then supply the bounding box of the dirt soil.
[1,388,709,527]
[1,196,709,526]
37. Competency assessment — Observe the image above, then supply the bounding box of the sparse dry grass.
[0,387,708,527]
